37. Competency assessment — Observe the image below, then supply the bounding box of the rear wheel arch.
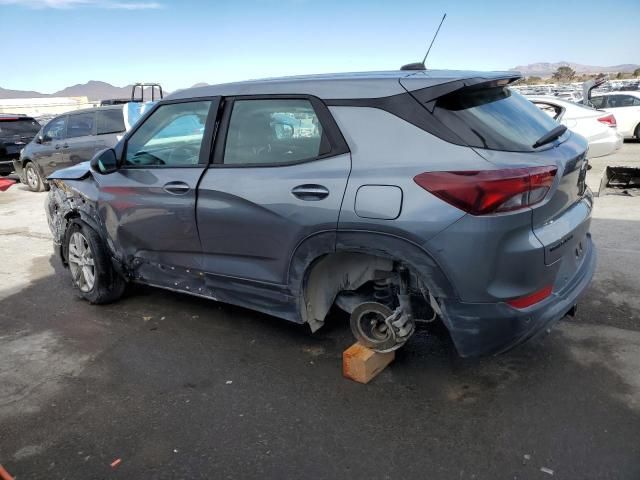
[290,231,457,331]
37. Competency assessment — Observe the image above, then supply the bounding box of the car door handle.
[163,181,191,195]
[291,184,329,201]
[54,144,61,150]
[62,143,69,149]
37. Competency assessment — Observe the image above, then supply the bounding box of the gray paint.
[45,69,596,358]
[197,154,351,285]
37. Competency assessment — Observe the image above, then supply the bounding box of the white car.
[527,96,623,158]
[589,92,640,139]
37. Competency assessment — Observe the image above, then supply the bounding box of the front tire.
[65,222,126,304]
[24,162,47,192]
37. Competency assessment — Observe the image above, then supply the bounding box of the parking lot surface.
[1,143,640,479]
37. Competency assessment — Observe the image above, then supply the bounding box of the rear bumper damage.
[438,234,596,357]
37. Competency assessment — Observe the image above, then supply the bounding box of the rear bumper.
[587,130,623,158]
[0,159,14,175]
[439,234,596,357]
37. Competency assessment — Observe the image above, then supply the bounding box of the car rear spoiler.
[400,74,522,111]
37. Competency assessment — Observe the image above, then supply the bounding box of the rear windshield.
[433,87,561,152]
[0,118,40,137]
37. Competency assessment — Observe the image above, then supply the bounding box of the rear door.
[196,96,350,285]
[95,98,218,270]
[65,111,97,164]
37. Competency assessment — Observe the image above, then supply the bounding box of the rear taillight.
[506,285,553,309]
[414,166,557,215]
[597,114,617,128]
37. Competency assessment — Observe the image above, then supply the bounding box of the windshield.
[0,118,40,137]
[433,87,562,152]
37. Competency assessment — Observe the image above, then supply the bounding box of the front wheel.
[24,162,47,192]
[65,222,126,304]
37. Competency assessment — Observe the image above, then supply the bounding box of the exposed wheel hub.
[350,302,415,353]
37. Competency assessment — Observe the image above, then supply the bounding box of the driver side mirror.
[35,135,43,144]
[90,148,119,175]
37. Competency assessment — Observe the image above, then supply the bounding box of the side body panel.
[93,167,205,270]
[197,153,351,285]
[330,106,489,249]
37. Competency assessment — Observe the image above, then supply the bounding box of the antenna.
[423,13,447,66]
[401,13,447,71]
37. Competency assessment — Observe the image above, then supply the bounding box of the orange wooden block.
[343,342,395,384]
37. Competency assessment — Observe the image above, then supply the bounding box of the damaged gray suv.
[46,69,596,357]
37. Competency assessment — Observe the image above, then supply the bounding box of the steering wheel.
[132,150,166,166]
[168,145,200,165]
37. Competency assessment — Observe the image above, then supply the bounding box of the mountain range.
[2,62,639,100]
[511,62,639,77]
[0,80,187,101]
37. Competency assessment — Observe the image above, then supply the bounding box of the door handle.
[291,184,329,201]
[163,181,190,195]
[62,143,69,149]
[54,144,61,150]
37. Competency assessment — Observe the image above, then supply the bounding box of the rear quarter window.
[433,87,561,152]
[96,109,126,135]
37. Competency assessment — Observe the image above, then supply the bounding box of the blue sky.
[1,0,638,93]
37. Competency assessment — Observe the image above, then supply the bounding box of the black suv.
[0,114,41,176]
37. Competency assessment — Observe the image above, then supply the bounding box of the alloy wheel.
[68,232,96,292]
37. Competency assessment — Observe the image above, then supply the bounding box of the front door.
[34,115,68,177]
[95,98,219,271]
[197,96,351,285]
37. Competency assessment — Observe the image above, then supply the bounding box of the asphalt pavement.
[1,143,639,479]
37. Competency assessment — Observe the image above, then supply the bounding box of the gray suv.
[14,105,127,191]
[46,70,596,357]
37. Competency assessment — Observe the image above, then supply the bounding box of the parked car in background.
[46,69,595,358]
[528,95,623,157]
[0,114,40,176]
[14,102,154,191]
[587,92,640,139]
[555,91,583,103]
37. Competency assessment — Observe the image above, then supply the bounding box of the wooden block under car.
[343,342,395,384]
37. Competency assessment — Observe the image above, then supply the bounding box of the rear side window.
[433,87,560,152]
[96,109,125,135]
[590,96,606,108]
[223,99,329,166]
[67,112,95,138]
[608,95,640,108]
[0,118,40,136]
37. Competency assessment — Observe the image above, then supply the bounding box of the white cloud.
[0,0,162,8]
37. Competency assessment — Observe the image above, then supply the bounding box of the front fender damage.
[46,178,123,271]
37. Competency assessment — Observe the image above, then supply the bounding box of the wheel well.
[302,252,394,332]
